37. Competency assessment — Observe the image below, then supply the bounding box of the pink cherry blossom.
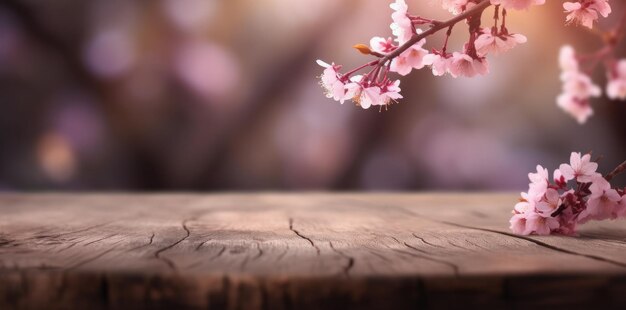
[553,168,567,187]
[370,37,397,54]
[528,165,549,185]
[557,67,601,124]
[522,189,544,210]
[317,60,347,103]
[555,205,578,236]
[317,0,618,114]
[509,213,528,235]
[448,52,489,78]
[378,80,403,106]
[559,45,579,73]
[390,0,413,43]
[536,189,562,217]
[357,86,382,109]
[524,213,560,235]
[344,75,364,103]
[390,43,428,76]
[475,29,527,56]
[514,199,533,215]
[558,152,599,183]
[422,53,451,76]
[490,0,546,11]
[578,175,621,223]
[511,153,626,236]
[607,60,626,100]
[557,93,594,124]
[441,0,469,15]
[564,0,611,29]
[561,71,602,99]
[343,75,403,109]
[528,165,549,197]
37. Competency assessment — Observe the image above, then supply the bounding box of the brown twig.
[378,0,492,66]
[606,160,626,181]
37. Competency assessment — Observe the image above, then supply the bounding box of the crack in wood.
[240,242,264,270]
[30,222,113,241]
[211,246,226,260]
[253,242,263,260]
[195,240,210,251]
[412,233,444,248]
[329,241,354,277]
[465,239,490,251]
[447,240,473,252]
[84,234,118,246]
[288,218,320,255]
[67,246,120,270]
[0,237,16,247]
[154,220,191,271]
[240,256,250,270]
[390,236,403,245]
[55,239,83,253]
[364,247,392,262]
[402,241,431,255]
[125,232,154,252]
[276,245,289,262]
[390,205,626,270]
[433,219,626,269]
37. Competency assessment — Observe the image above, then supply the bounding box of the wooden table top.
[2,193,626,309]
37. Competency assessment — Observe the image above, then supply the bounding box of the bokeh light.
[0,0,624,191]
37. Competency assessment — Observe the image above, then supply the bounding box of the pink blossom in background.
[556,94,594,124]
[556,45,602,124]
[559,45,579,73]
[161,0,216,32]
[84,29,136,79]
[563,0,612,29]
[316,0,625,126]
[175,40,240,101]
[607,60,626,100]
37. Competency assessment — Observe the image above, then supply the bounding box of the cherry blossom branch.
[606,160,626,181]
[318,0,618,113]
[558,3,626,124]
[378,0,492,67]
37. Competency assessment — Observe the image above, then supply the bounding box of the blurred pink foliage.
[0,0,624,191]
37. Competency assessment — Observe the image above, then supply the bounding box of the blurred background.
[0,0,625,191]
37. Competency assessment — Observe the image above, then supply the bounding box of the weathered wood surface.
[3,193,626,309]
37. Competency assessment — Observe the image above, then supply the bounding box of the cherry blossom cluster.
[318,0,622,116]
[557,15,626,123]
[510,152,626,236]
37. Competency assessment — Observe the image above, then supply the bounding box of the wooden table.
[2,193,626,309]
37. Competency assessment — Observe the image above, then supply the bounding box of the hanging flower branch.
[317,0,622,123]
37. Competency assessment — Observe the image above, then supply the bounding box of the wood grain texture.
[2,193,626,309]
